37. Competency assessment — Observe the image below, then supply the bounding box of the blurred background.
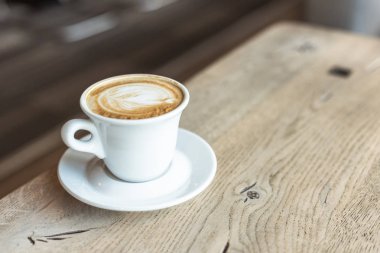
[0,0,379,196]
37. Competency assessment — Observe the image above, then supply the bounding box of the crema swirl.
[86,77,183,119]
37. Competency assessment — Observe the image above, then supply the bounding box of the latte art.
[99,84,176,111]
[87,78,183,119]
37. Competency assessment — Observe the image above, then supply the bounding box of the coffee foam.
[86,78,183,119]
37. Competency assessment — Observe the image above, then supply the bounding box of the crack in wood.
[28,227,98,245]
[46,237,70,241]
[328,66,351,78]
[222,241,230,253]
[240,182,256,194]
[27,236,35,245]
[44,228,95,237]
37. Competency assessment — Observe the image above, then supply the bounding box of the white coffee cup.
[61,74,190,182]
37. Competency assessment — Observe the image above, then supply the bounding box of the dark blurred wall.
[306,0,380,35]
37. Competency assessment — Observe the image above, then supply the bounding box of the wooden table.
[1,22,380,252]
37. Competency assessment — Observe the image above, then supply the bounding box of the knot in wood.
[247,190,260,199]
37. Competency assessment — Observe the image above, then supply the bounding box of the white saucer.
[58,128,217,211]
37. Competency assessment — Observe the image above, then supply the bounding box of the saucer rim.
[58,128,217,211]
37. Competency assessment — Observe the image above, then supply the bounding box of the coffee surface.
[87,79,183,119]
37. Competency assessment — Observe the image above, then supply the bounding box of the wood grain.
[1,22,380,252]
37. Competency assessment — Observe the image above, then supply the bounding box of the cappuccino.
[86,76,183,119]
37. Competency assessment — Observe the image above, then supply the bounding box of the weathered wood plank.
[1,22,380,252]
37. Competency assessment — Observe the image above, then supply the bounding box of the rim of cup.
[80,74,190,125]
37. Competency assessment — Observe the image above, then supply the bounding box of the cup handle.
[61,119,105,159]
